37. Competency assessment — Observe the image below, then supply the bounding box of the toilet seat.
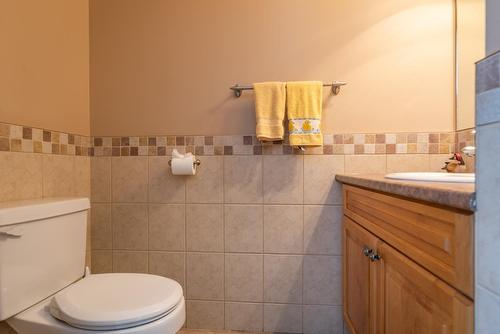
[49,273,183,331]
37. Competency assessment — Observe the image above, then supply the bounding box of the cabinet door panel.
[376,242,473,334]
[343,217,379,334]
[343,185,473,297]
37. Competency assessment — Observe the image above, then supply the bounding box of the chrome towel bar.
[229,81,347,97]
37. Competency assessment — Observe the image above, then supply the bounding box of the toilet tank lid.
[0,197,90,227]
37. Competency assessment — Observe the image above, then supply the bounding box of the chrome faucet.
[461,146,476,157]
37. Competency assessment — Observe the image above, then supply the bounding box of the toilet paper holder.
[168,159,201,167]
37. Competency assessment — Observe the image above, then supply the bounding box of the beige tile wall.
[0,152,92,263]
[0,119,94,334]
[90,153,449,333]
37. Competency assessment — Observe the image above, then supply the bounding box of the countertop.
[335,174,476,212]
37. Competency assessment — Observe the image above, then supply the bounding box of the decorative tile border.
[91,132,458,156]
[456,128,476,151]
[0,121,470,157]
[0,122,92,156]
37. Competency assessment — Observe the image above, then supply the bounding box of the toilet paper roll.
[171,155,196,175]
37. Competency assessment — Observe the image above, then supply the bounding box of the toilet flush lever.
[0,226,24,238]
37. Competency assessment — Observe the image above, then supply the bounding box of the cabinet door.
[376,242,473,334]
[343,217,379,334]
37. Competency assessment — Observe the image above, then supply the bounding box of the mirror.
[455,0,485,130]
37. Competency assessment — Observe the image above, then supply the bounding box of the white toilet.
[0,198,185,334]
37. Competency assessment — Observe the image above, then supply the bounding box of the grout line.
[184,163,188,302]
[262,204,265,331]
[91,200,343,207]
[91,249,342,257]
[110,158,114,272]
[221,156,226,329]
[477,283,500,300]
[261,155,265,331]
[301,154,305,333]
[40,154,45,199]
[185,298,343,307]
[91,201,341,206]
[146,156,150,273]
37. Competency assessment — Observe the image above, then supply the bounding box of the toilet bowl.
[0,198,185,334]
[7,274,185,334]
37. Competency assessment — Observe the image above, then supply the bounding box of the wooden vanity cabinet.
[376,240,473,334]
[344,217,379,334]
[342,185,474,334]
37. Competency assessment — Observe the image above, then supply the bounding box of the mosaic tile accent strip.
[91,132,457,156]
[0,121,463,157]
[0,122,92,156]
[456,128,476,151]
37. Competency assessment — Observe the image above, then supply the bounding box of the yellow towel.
[286,81,323,147]
[253,82,286,142]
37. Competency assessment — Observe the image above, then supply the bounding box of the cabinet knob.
[369,253,381,262]
[362,246,373,257]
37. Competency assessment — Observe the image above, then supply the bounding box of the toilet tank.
[0,198,90,321]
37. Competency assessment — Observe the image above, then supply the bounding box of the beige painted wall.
[0,0,90,135]
[90,0,455,136]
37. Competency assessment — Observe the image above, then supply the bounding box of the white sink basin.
[385,172,475,183]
